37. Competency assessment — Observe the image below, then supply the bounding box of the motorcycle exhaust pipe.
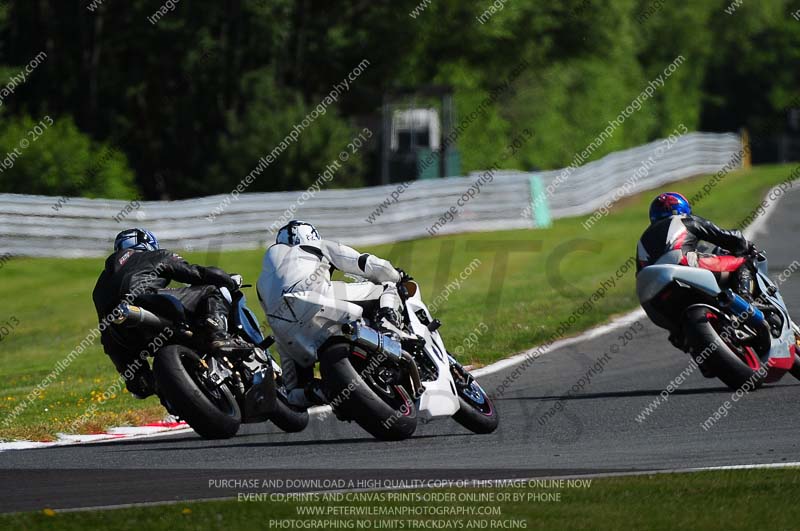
[113,303,171,329]
[341,321,403,361]
[717,289,771,353]
[342,322,424,397]
[717,290,765,329]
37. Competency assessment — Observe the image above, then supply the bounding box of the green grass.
[3,469,800,530]
[0,164,795,440]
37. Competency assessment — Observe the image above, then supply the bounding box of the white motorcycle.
[304,278,498,440]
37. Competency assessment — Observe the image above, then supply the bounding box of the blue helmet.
[114,228,159,252]
[649,192,691,223]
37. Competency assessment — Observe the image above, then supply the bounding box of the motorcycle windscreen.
[236,298,265,345]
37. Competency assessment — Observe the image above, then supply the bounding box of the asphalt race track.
[2,185,799,513]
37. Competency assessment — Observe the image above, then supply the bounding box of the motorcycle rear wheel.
[320,342,417,441]
[153,345,241,439]
[790,354,800,381]
[683,307,766,391]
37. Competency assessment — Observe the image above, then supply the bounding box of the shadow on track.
[111,433,471,452]
[497,382,800,403]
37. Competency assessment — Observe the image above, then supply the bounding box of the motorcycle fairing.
[753,264,795,377]
[232,293,266,345]
[636,264,721,303]
[403,282,460,419]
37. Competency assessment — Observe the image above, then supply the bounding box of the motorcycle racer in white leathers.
[257,220,406,409]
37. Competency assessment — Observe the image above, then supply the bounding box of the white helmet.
[276,220,321,246]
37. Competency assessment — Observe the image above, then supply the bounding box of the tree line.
[0,0,796,200]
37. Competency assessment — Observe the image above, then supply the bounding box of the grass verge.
[2,469,799,530]
[0,164,796,440]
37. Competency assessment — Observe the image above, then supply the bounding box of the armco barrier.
[0,132,742,257]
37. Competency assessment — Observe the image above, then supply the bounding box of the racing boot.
[667,331,687,352]
[205,313,251,356]
[304,379,328,407]
[735,264,755,301]
[374,306,403,334]
[126,366,156,399]
[108,352,155,399]
[286,380,328,410]
[374,306,429,353]
[158,394,180,418]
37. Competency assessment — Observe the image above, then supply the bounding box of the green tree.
[634,0,715,135]
[0,114,137,198]
[212,69,365,194]
[701,0,800,136]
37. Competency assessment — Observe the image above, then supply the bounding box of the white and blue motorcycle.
[637,249,800,390]
[309,278,499,440]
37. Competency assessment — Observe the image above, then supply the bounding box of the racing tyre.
[683,307,766,391]
[153,345,241,439]
[450,360,498,434]
[789,328,800,381]
[268,389,310,433]
[790,353,800,382]
[320,342,417,441]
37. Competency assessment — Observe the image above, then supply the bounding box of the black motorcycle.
[114,277,308,439]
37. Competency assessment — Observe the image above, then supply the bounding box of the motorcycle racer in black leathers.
[636,193,757,350]
[92,228,241,398]
[636,193,755,298]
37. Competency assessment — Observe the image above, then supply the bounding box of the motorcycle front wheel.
[153,345,241,439]
[449,358,499,434]
[789,326,800,381]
